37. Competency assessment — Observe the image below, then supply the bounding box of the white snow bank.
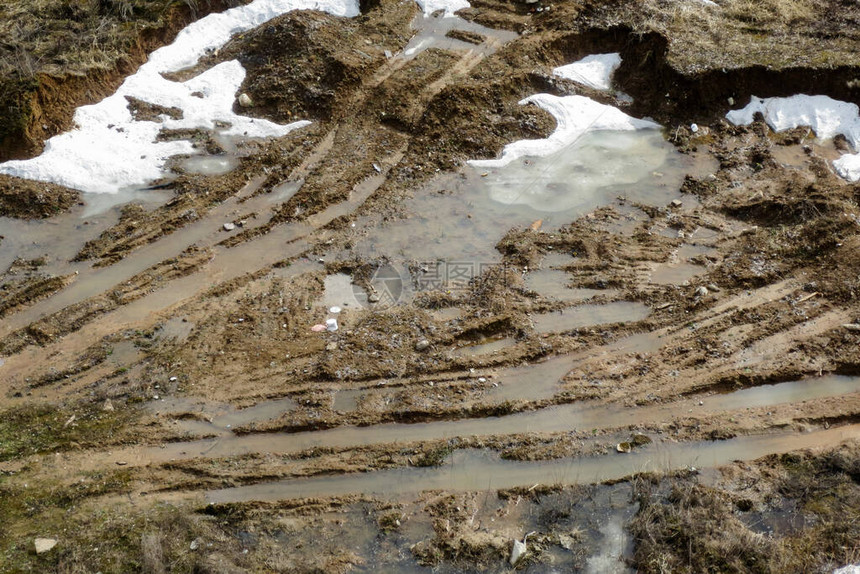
[415,0,470,17]
[0,0,359,194]
[469,94,659,169]
[833,566,860,574]
[553,53,621,91]
[726,94,860,182]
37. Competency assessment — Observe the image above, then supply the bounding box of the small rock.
[190,538,201,551]
[690,123,699,133]
[384,50,393,58]
[311,324,327,332]
[223,222,236,231]
[102,399,114,412]
[34,538,58,554]
[415,339,430,351]
[368,293,381,303]
[843,323,860,332]
[329,306,342,314]
[706,283,721,293]
[616,442,633,453]
[115,461,128,466]
[670,199,683,208]
[631,433,652,446]
[169,376,178,382]
[238,93,253,108]
[325,342,338,351]
[694,286,709,298]
[727,96,735,106]
[478,377,487,383]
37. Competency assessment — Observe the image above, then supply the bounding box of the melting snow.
[469,94,659,169]
[0,0,359,194]
[726,94,860,182]
[553,53,621,91]
[415,0,470,17]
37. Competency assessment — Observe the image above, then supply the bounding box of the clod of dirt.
[0,174,80,219]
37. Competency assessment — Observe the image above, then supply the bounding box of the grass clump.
[0,401,132,462]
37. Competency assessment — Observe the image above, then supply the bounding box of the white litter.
[553,53,621,92]
[726,94,860,181]
[326,318,339,332]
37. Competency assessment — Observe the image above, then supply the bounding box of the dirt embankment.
[0,0,242,162]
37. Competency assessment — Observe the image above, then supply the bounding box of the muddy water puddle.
[453,336,516,357]
[151,395,296,432]
[206,424,860,502]
[143,375,860,463]
[532,301,651,333]
[525,269,610,302]
[0,187,171,277]
[350,133,706,271]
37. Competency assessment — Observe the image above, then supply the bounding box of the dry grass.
[630,441,860,573]
[634,0,858,71]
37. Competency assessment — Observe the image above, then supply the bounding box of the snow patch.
[553,53,621,91]
[415,0,470,17]
[0,0,359,194]
[726,94,860,182]
[469,94,659,169]
[834,566,860,574]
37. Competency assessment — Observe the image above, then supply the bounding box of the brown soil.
[2,0,860,571]
[0,173,80,218]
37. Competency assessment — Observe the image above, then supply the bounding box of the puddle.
[151,395,296,432]
[532,301,651,333]
[333,389,362,411]
[488,330,666,402]
[206,424,860,502]
[430,307,463,321]
[649,263,706,286]
[453,337,516,357]
[351,129,700,273]
[525,269,609,302]
[584,513,634,574]
[322,273,367,309]
[145,375,860,463]
[0,187,171,277]
[108,339,141,366]
[480,130,672,212]
[539,252,576,268]
[181,154,239,176]
[156,316,195,342]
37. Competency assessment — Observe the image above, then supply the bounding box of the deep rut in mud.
[1,0,860,571]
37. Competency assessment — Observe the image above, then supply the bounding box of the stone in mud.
[223,222,236,231]
[631,433,652,446]
[616,442,633,453]
[415,339,431,351]
[238,93,253,108]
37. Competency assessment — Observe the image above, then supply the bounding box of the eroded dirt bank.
[1,0,860,571]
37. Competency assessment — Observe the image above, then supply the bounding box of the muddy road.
[1,0,859,571]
